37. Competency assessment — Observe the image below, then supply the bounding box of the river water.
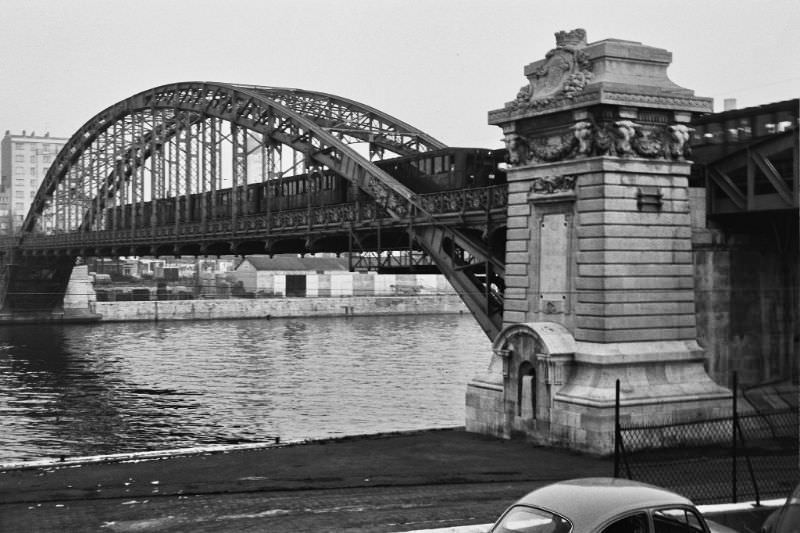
[0,314,491,463]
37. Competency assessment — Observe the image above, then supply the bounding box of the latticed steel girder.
[706,129,799,214]
[24,82,439,234]
[415,227,504,337]
[14,81,505,338]
[234,86,447,157]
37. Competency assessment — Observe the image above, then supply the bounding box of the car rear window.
[492,505,572,533]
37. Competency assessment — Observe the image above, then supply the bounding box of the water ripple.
[0,314,490,462]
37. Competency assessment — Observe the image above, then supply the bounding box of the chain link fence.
[614,378,798,504]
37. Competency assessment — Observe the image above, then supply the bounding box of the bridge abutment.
[467,29,731,454]
[0,251,99,323]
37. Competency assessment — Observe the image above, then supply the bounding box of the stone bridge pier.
[0,250,97,322]
[466,29,731,454]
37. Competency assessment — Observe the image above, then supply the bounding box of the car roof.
[790,481,800,502]
[510,478,695,533]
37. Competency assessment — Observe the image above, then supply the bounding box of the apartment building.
[0,130,68,234]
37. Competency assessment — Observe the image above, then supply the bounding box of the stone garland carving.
[530,175,576,195]
[529,133,577,162]
[505,121,695,166]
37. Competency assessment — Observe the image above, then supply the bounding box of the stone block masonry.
[91,294,468,322]
[468,28,732,454]
[573,159,698,345]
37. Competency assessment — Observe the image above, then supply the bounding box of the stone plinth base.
[465,378,504,437]
[550,341,731,454]
[464,322,732,455]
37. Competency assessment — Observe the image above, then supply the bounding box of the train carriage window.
[776,110,794,132]
[433,156,443,174]
[754,114,775,136]
[703,123,722,144]
[692,124,705,144]
[725,119,739,142]
[737,118,752,141]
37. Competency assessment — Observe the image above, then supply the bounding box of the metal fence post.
[614,379,620,478]
[732,371,738,503]
[614,380,619,477]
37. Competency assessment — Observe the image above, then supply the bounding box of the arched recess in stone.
[490,322,575,439]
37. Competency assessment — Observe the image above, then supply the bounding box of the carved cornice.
[489,90,712,125]
[489,28,713,126]
[599,91,713,111]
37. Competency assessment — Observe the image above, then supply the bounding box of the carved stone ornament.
[507,121,695,166]
[529,175,576,195]
[511,29,593,111]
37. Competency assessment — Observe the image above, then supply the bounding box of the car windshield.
[492,505,573,533]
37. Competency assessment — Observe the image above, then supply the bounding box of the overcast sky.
[1,0,798,149]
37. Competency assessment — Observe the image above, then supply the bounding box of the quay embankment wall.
[89,294,469,322]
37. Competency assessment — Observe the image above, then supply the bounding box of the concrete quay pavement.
[0,429,779,533]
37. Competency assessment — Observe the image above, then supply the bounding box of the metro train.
[103,147,507,229]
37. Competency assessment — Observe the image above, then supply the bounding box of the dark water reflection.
[0,314,490,462]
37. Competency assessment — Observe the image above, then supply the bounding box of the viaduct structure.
[0,85,506,337]
[0,29,796,453]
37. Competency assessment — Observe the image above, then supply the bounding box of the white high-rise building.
[0,130,69,234]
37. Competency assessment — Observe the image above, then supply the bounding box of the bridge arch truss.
[24,82,447,236]
[9,82,506,338]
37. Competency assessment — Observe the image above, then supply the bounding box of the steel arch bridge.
[0,82,508,338]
